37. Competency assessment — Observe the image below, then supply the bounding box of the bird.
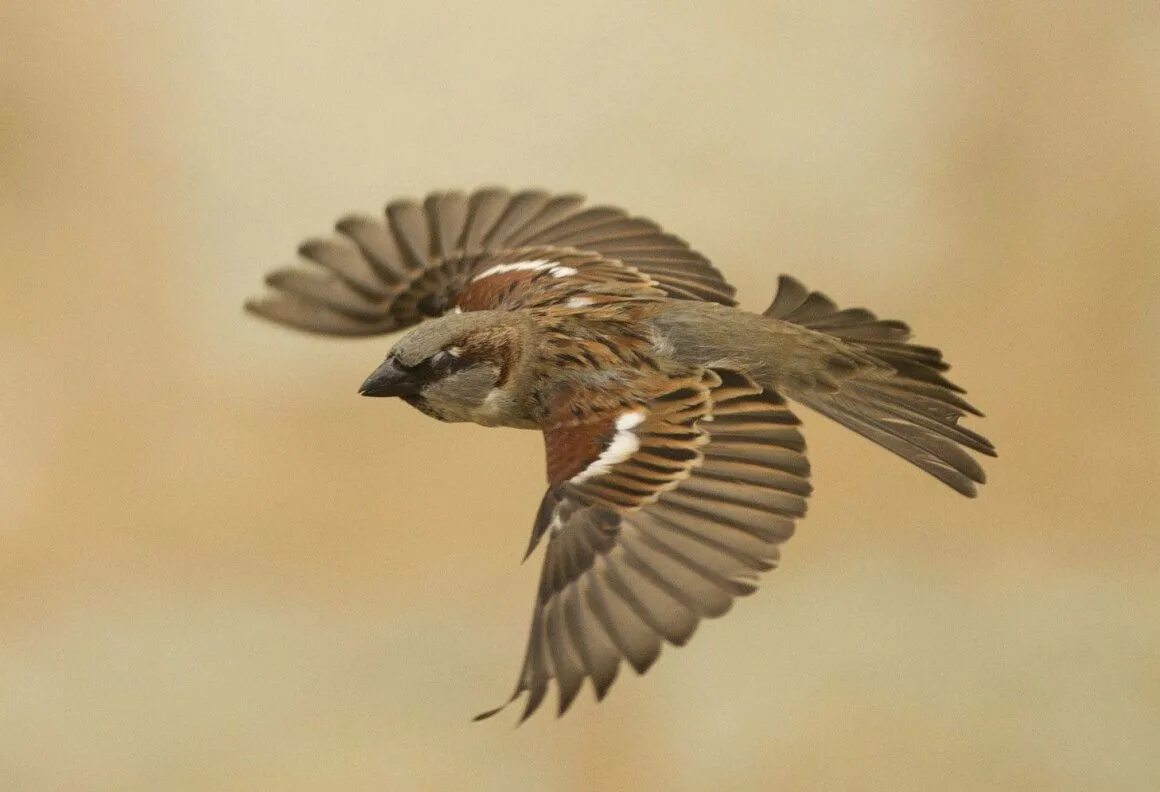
[245,187,995,722]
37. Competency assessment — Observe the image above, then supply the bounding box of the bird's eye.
[429,347,466,372]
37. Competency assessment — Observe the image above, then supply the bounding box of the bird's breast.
[465,387,538,429]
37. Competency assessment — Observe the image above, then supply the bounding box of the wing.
[477,369,811,722]
[245,188,736,336]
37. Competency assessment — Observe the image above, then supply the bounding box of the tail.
[765,276,996,497]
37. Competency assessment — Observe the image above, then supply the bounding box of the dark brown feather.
[247,187,736,337]
[764,275,995,496]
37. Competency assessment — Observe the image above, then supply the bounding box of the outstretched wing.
[245,188,735,336]
[477,370,811,722]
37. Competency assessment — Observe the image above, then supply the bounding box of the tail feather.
[766,276,995,497]
[765,276,913,342]
[846,382,995,456]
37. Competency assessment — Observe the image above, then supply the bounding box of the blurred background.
[2,2,1158,790]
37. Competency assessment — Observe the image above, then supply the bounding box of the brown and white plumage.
[246,187,996,722]
[481,369,808,720]
[246,188,734,336]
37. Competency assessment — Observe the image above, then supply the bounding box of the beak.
[359,357,422,397]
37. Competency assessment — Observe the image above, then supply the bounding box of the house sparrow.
[246,188,995,722]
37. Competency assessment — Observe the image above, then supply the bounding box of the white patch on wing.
[565,296,593,308]
[471,259,552,281]
[548,512,565,536]
[571,410,647,484]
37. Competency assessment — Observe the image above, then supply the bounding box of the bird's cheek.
[402,393,429,412]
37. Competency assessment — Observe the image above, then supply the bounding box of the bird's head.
[359,310,529,425]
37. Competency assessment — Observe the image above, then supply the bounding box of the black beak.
[359,357,423,397]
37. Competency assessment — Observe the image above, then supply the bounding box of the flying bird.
[246,187,995,722]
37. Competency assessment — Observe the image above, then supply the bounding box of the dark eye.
[429,347,468,373]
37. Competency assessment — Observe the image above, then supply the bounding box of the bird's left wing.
[477,369,811,722]
[246,187,735,336]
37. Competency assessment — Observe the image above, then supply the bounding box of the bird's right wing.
[245,188,735,336]
[477,369,811,722]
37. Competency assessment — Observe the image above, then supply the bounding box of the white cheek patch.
[571,410,647,484]
[471,259,577,282]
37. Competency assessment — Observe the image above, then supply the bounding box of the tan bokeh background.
[2,2,1158,790]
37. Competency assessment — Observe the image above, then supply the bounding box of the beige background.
[2,2,1158,790]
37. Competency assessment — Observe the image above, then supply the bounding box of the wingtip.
[243,297,268,318]
[474,687,525,724]
[957,480,980,498]
[556,685,583,719]
[472,706,504,723]
[243,296,294,329]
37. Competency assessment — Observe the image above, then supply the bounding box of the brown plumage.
[245,187,996,721]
